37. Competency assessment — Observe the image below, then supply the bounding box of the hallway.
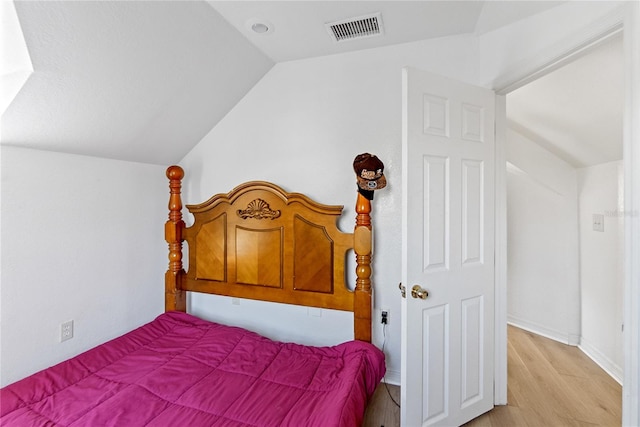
[465,325,622,426]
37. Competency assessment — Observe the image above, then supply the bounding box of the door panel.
[462,159,484,265]
[402,67,495,426]
[460,295,484,407]
[422,304,449,424]
[423,155,449,271]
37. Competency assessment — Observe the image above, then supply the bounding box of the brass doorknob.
[411,285,429,300]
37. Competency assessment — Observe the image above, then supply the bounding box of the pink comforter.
[1,312,385,426]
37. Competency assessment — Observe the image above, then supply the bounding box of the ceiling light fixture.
[246,19,274,35]
[251,22,269,34]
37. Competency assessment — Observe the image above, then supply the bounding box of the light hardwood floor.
[363,381,401,427]
[363,325,621,427]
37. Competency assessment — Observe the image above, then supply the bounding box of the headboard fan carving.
[237,198,281,220]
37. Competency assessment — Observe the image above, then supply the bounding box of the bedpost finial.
[167,165,184,180]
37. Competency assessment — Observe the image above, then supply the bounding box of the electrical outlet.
[61,320,74,342]
[308,307,322,317]
[380,309,389,325]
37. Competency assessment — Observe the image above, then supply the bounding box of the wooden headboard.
[164,166,375,342]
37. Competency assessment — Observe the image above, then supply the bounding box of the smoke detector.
[325,12,383,43]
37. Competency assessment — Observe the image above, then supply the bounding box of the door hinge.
[399,282,406,298]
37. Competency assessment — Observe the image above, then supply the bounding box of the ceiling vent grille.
[326,12,383,42]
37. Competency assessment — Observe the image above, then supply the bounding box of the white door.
[401,67,495,426]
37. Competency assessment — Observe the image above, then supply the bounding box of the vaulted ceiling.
[508,34,623,168]
[1,1,622,167]
[2,1,273,165]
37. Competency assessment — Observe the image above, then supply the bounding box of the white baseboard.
[507,316,623,385]
[383,368,400,386]
[507,316,579,345]
[578,337,623,385]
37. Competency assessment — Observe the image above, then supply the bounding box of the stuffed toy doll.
[353,153,386,200]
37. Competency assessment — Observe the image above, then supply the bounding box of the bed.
[1,159,387,426]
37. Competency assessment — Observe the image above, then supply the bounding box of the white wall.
[578,160,624,382]
[506,128,580,343]
[177,1,629,387]
[179,34,479,385]
[0,146,166,386]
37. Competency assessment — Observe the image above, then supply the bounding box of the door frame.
[492,3,639,425]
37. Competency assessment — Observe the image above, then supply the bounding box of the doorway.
[504,33,624,417]
[506,33,623,366]
[493,10,640,422]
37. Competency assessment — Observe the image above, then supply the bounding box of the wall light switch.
[593,214,604,232]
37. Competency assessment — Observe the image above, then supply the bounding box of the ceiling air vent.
[326,12,383,43]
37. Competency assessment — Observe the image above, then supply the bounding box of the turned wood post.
[165,165,186,312]
[354,192,373,342]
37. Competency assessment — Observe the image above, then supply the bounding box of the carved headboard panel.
[184,181,354,310]
[165,167,375,341]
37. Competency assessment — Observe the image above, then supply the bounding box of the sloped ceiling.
[2,1,274,165]
[507,34,623,168]
[2,1,620,167]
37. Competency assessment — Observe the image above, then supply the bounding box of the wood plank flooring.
[466,325,622,427]
[363,381,400,427]
[363,325,621,427]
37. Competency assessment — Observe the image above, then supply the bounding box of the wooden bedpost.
[165,165,186,312]
[354,192,373,342]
